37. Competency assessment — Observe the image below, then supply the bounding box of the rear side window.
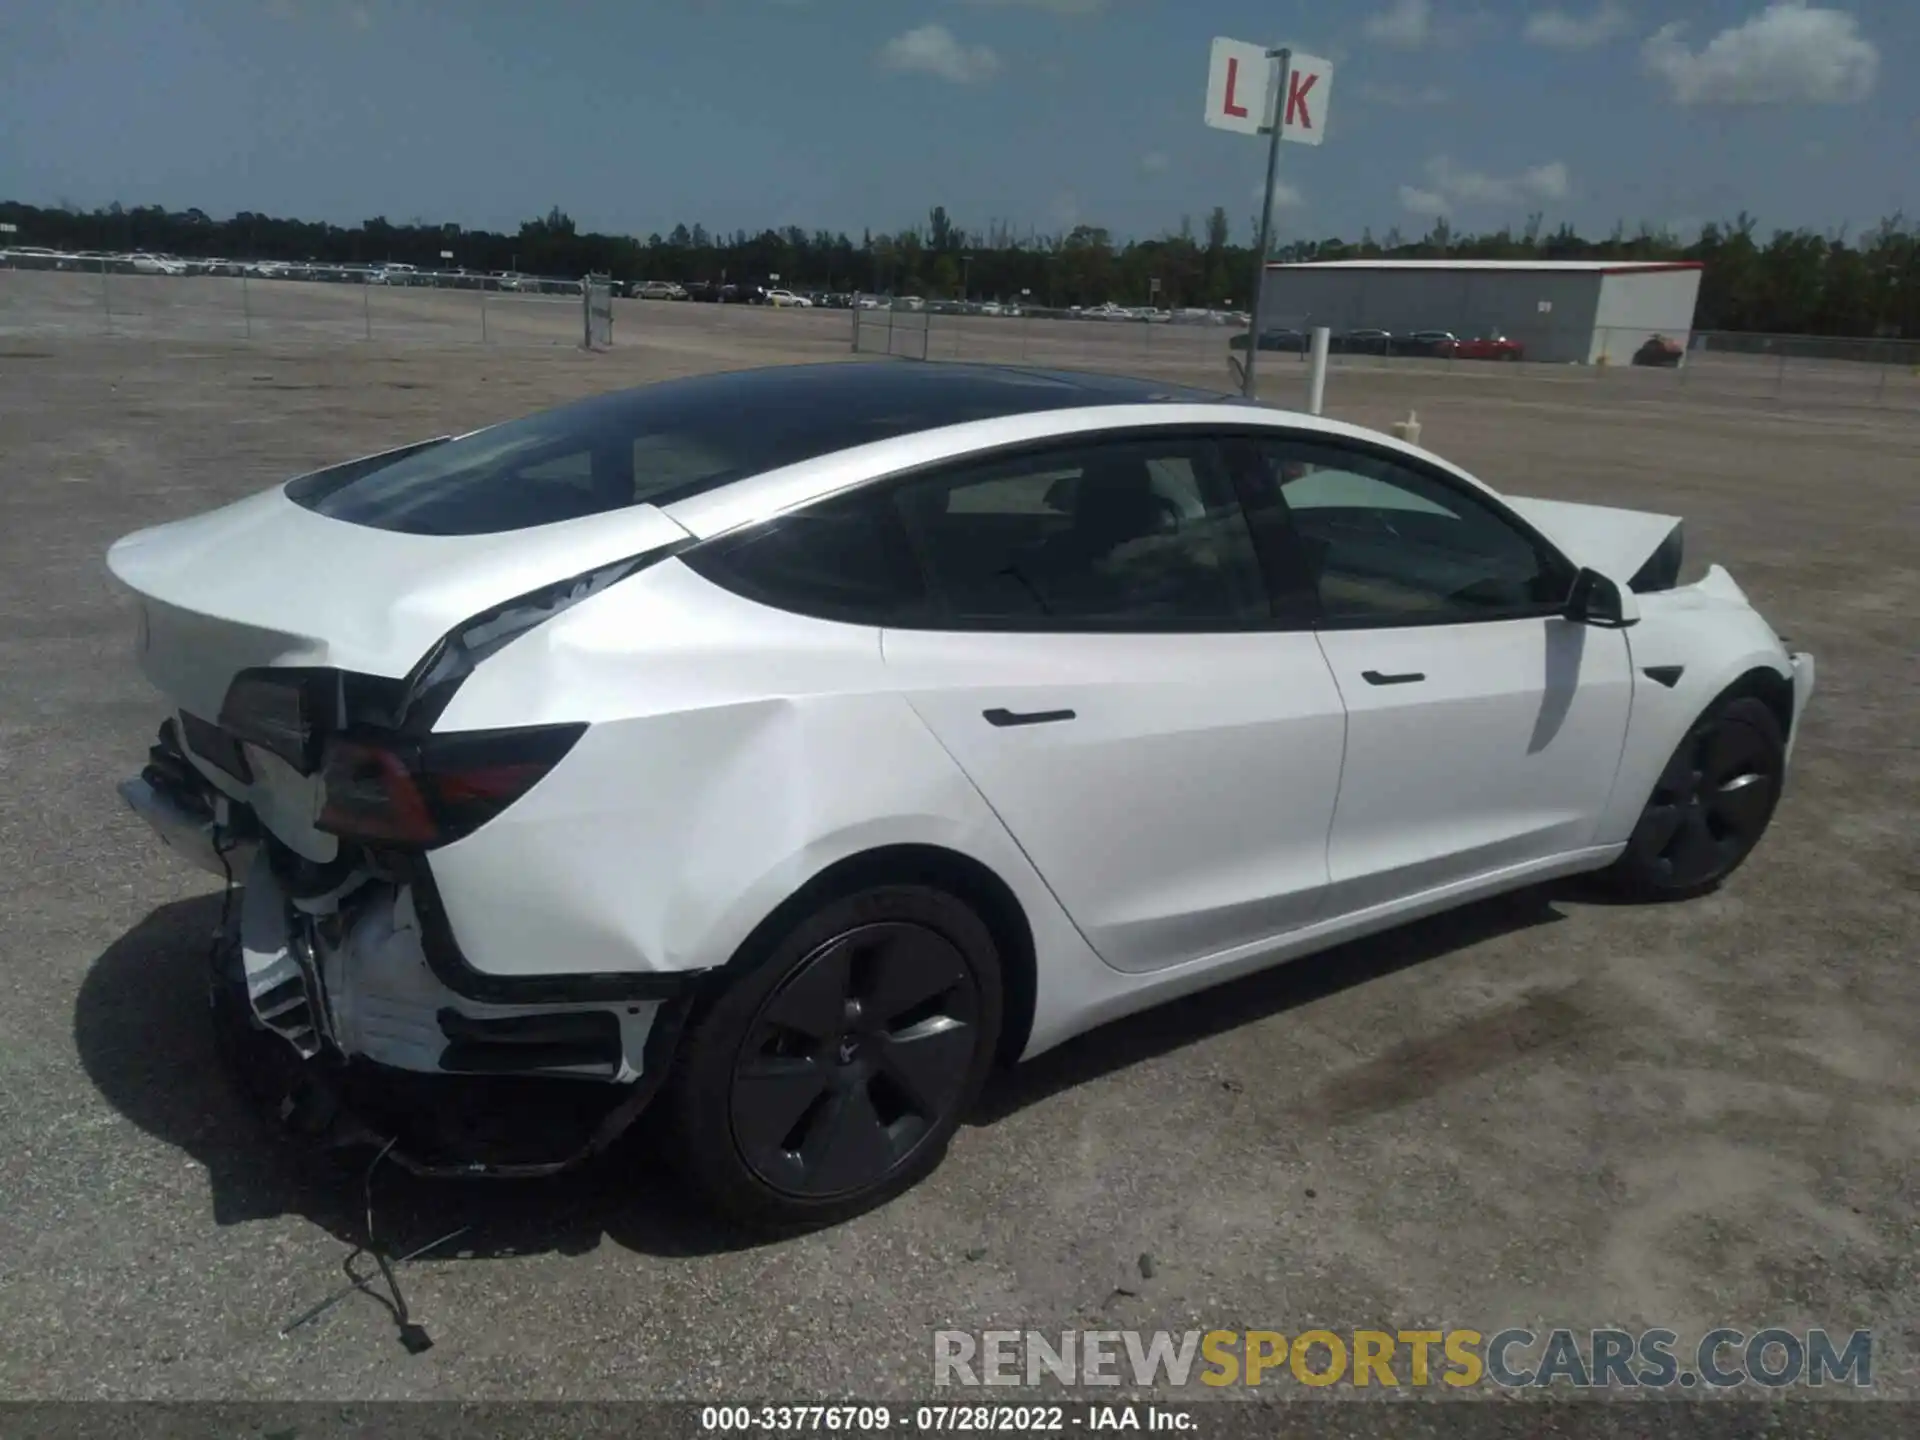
[682,487,929,625]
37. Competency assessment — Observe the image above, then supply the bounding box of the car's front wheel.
[669,885,1003,1230]
[1605,693,1785,901]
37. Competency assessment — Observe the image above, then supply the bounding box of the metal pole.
[850,302,859,352]
[1241,47,1290,400]
[1307,326,1330,414]
[361,278,370,340]
[241,273,251,339]
[101,257,112,335]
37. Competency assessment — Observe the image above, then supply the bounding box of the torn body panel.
[121,748,683,1175]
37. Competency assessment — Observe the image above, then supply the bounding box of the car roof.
[531,362,1232,480]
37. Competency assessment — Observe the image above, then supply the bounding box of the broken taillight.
[316,723,587,849]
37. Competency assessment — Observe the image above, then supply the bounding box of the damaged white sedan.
[110,361,1814,1228]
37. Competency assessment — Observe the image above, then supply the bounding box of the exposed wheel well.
[708,845,1038,1069]
[1716,665,1793,742]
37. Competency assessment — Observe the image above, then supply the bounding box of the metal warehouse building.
[1260,259,1704,365]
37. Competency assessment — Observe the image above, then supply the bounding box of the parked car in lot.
[720,283,768,305]
[1228,328,1308,353]
[1399,330,1461,357]
[1633,334,1686,367]
[766,289,813,308]
[1454,334,1525,362]
[633,280,688,301]
[1329,328,1396,356]
[108,361,1814,1230]
[129,252,189,276]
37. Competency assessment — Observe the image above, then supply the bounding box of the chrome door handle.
[1361,670,1425,686]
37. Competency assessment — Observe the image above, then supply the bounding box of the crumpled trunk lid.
[108,479,691,860]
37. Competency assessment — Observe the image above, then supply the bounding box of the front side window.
[1250,441,1571,625]
[893,437,1270,629]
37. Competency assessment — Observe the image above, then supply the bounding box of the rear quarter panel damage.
[421,560,1102,1054]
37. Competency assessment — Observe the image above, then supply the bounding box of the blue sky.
[0,1,1911,244]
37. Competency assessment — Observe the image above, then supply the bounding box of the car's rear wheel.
[1605,694,1785,900]
[669,885,1002,1231]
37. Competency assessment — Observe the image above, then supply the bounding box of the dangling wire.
[352,1136,436,1352]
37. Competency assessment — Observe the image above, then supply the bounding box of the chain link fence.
[0,253,598,346]
[6,253,1918,410]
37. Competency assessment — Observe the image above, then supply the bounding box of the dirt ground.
[0,288,1916,1404]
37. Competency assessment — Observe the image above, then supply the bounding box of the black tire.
[1604,694,1785,901]
[668,885,1003,1231]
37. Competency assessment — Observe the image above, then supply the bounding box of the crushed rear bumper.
[120,738,695,1177]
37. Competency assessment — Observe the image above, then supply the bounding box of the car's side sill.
[1031,845,1624,1058]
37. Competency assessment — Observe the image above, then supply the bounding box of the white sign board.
[1279,52,1333,146]
[1206,39,1333,144]
[1205,37,1272,135]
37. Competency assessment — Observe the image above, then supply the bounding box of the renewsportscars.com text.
[933,1327,1873,1390]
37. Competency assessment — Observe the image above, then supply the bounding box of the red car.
[1452,334,1525,361]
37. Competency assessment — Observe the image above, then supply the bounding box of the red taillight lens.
[316,723,586,849]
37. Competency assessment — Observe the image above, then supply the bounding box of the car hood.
[106,481,692,720]
[1503,495,1681,583]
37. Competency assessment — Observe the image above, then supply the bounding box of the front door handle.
[983,707,1076,728]
[1361,669,1425,686]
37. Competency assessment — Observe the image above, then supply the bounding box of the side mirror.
[1566,567,1640,628]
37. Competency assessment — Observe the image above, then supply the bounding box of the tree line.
[3,198,1915,338]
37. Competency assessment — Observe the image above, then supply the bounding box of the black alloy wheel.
[670,886,1002,1229]
[730,922,980,1199]
[1611,695,1785,899]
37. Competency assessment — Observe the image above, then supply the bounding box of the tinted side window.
[1251,442,1570,625]
[895,438,1269,630]
[683,486,928,625]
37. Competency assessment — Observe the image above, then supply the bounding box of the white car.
[633,280,687,301]
[130,253,188,276]
[109,363,1813,1228]
[766,289,813,308]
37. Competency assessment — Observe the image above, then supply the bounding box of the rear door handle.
[1361,669,1425,686]
[983,707,1076,728]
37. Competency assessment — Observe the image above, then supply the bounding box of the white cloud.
[877,24,1001,84]
[1364,0,1432,49]
[1642,2,1878,105]
[1357,80,1450,107]
[1399,155,1571,214]
[1140,151,1170,173]
[1524,4,1631,50]
[1250,180,1306,211]
[963,0,1108,13]
[1399,186,1450,216]
[1430,155,1570,204]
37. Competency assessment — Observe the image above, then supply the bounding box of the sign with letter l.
[1205,38,1272,135]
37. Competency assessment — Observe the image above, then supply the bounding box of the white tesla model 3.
[109,362,1814,1227]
